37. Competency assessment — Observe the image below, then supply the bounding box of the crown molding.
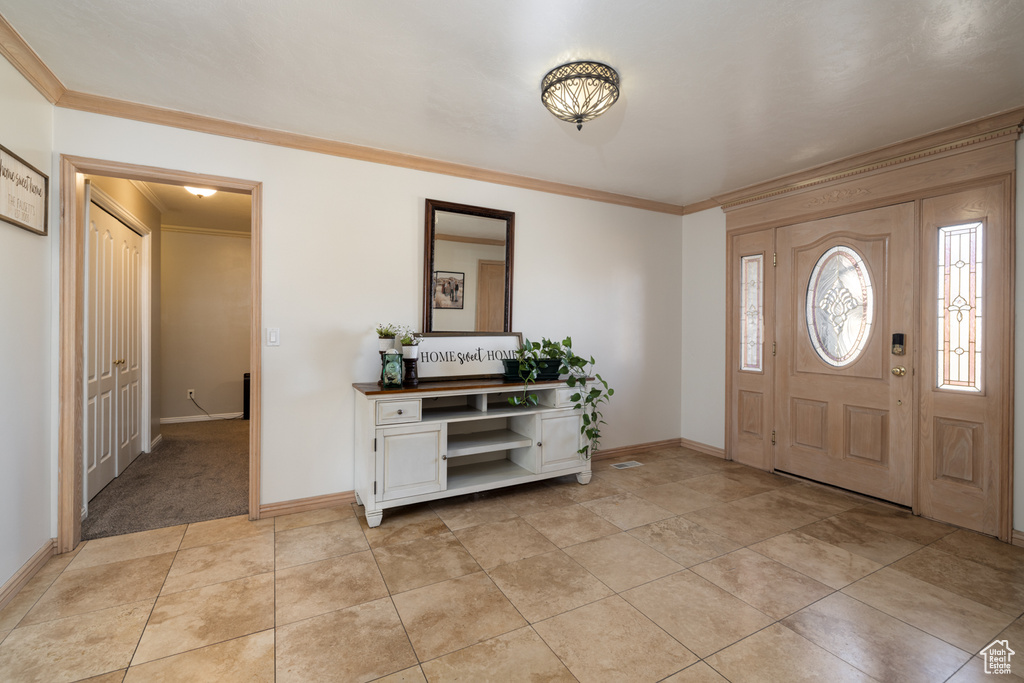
[162,224,251,238]
[0,13,65,104]
[713,106,1024,211]
[54,90,685,216]
[681,198,721,216]
[128,180,168,213]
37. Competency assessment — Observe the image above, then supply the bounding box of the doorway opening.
[79,176,254,540]
[58,155,262,552]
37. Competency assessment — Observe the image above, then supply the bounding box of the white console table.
[353,378,592,527]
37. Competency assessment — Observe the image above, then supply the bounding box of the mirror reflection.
[423,200,514,332]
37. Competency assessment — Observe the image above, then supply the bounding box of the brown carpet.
[81,420,249,540]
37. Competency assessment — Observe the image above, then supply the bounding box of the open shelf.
[447,429,532,458]
[421,405,484,422]
[447,459,535,491]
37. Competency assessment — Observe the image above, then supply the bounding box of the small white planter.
[402,345,420,360]
[378,337,396,352]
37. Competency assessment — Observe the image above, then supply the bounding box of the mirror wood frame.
[423,198,515,333]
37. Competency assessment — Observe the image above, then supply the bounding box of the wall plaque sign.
[416,332,523,380]
[0,143,48,236]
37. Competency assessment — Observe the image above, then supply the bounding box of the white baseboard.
[150,434,163,450]
[160,412,244,424]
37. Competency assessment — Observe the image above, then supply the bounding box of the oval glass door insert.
[806,245,874,367]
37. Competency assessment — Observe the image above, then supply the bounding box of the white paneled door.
[85,197,143,500]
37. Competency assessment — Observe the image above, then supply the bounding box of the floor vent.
[610,461,644,469]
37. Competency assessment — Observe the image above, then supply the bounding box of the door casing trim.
[58,155,262,553]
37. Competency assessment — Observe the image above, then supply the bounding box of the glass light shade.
[184,186,217,198]
[541,61,620,130]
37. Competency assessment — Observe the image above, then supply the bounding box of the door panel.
[727,229,775,470]
[918,184,1009,536]
[775,203,915,505]
[85,199,117,498]
[376,423,446,501]
[118,227,143,473]
[476,260,505,332]
[85,200,144,500]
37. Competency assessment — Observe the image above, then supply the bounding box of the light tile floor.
[2,447,1024,681]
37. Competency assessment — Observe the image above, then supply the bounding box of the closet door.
[775,203,915,505]
[85,201,118,498]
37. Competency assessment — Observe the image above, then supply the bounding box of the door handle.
[891,366,907,377]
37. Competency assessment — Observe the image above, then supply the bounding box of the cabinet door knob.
[441,454,447,460]
[536,442,542,447]
[397,409,403,415]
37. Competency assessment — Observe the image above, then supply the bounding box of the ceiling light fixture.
[541,61,620,131]
[184,186,217,198]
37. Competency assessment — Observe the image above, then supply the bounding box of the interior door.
[775,203,915,505]
[116,214,143,473]
[476,260,505,332]
[85,200,144,499]
[85,196,118,498]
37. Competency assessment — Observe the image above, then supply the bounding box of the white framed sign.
[0,143,48,236]
[416,332,522,380]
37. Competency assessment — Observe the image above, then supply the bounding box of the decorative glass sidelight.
[740,254,764,371]
[937,222,983,392]
[806,245,874,367]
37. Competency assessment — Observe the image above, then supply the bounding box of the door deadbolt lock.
[891,366,907,377]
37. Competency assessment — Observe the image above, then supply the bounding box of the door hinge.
[771,430,776,446]
[772,341,776,356]
[773,252,777,267]
[373,481,377,495]
[373,438,377,452]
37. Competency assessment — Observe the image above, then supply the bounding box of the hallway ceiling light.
[184,186,217,198]
[541,61,620,131]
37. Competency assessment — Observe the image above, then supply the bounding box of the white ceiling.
[4,0,1023,207]
[137,181,252,233]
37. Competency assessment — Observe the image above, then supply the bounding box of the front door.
[775,203,915,504]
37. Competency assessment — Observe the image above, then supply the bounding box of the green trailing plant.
[508,336,614,459]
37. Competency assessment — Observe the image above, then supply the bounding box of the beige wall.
[0,56,53,585]
[160,230,251,419]
[52,107,685,506]
[84,176,163,443]
[680,207,727,450]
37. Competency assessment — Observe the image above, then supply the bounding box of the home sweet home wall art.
[0,143,48,236]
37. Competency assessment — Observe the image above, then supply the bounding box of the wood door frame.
[722,113,1019,541]
[58,155,263,553]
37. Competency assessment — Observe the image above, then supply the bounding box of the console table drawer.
[376,399,422,425]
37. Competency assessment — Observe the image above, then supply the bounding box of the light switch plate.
[267,327,280,346]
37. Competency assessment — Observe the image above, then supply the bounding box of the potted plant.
[398,327,423,359]
[502,337,562,382]
[376,323,399,352]
[507,336,614,460]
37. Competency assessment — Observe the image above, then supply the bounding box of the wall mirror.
[423,198,515,332]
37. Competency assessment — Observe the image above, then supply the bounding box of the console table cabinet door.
[376,423,446,501]
[539,414,582,472]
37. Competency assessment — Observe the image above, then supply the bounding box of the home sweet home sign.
[416,333,522,380]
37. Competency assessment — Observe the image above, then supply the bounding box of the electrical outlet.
[188,389,194,400]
